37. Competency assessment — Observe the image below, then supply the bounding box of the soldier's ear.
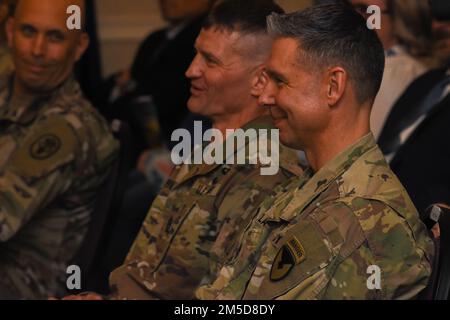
[325,66,347,108]
[74,32,89,62]
[251,65,268,97]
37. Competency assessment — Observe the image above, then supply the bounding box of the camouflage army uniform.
[109,116,304,300]
[0,74,119,299]
[196,134,434,300]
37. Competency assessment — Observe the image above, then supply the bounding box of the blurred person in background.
[74,0,103,105]
[378,0,450,216]
[348,0,434,139]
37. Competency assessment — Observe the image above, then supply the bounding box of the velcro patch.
[10,117,78,178]
[286,236,306,265]
[270,236,306,282]
[29,134,62,160]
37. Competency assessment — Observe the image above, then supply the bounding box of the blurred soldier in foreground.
[196,3,434,300]
[0,0,118,299]
[378,0,450,217]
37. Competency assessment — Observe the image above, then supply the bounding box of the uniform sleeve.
[236,201,369,300]
[0,116,86,242]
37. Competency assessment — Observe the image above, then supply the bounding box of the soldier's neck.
[305,122,370,172]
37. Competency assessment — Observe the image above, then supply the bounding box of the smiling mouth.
[26,63,46,73]
[273,118,288,130]
[190,85,205,95]
[271,112,286,123]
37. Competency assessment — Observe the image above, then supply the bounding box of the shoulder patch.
[29,134,62,160]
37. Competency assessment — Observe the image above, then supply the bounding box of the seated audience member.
[0,0,118,299]
[348,0,434,139]
[64,0,305,300]
[378,0,450,216]
[0,0,14,75]
[195,3,434,300]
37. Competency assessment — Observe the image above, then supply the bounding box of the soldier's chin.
[187,98,205,115]
[280,133,303,150]
[279,133,293,148]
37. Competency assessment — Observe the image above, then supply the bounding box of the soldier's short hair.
[204,0,285,35]
[267,3,385,105]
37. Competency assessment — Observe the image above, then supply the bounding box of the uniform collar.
[261,133,377,223]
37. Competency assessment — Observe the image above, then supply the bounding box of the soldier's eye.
[203,54,218,66]
[48,32,65,43]
[274,77,286,88]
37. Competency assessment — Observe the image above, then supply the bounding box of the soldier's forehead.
[15,0,86,29]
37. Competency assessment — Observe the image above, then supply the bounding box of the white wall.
[97,0,312,76]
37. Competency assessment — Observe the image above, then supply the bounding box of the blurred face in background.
[159,0,211,24]
[433,20,450,66]
[349,0,396,49]
[6,0,89,95]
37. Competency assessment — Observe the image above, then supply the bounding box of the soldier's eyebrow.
[18,23,66,39]
[46,29,66,41]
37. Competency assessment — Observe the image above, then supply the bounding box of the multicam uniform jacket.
[0,74,118,299]
[109,116,304,300]
[196,134,434,300]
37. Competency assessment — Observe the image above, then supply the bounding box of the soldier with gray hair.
[196,3,434,300]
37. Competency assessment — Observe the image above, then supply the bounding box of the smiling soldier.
[106,0,305,300]
[196,3,434,300]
